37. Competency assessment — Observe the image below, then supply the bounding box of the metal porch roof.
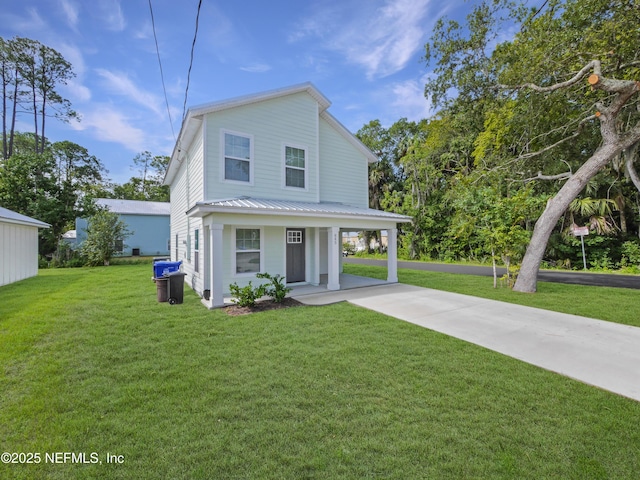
[187,197,411,222]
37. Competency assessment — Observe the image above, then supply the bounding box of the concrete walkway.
[293,283,640,402]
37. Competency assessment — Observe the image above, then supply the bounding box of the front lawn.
[1,264,639,479]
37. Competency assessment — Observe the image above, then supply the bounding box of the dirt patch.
[224,297,304,316]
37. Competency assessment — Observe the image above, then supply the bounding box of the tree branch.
[523,171,572,183]
[497,60,601,93]
[512,115,596,162]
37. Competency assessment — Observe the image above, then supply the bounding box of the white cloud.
[291,0,433,79]
[63,79,91,102]
[389,76,433,121]
[239,63,272,73]
[70,105,146,152]
[0,7,47,34]
[98,0,125,31]
[59,0,79,30]
[95,69,163,116]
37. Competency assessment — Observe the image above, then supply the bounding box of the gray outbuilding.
[0,206,50,287]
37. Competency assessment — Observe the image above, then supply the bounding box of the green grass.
[1,265,639,479]
[344,263,640,327]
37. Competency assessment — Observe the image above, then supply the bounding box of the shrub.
[256,272,291,303]
[621,241,640,266]
[229,281,266,308]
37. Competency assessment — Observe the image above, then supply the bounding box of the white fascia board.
[164,116,203,186]
[186,204,411,224]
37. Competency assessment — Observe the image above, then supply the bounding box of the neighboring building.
[76,199,170,257]
[343,231,388,254]
[164,82,411,308]
[0,206,50,287]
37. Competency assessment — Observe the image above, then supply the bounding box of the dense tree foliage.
[111,151,169,202]
[80,209,131,266]
[0,36,77,158]
[361,0,640,289]
[0,36,172,263]
[0,136,107,254]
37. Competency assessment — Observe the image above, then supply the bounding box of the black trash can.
[166,271,187,305]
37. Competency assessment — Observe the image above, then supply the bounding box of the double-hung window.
[234,228,262,274]
[284,145,306,189]
[194,229,199,273]
[224,131,252,183]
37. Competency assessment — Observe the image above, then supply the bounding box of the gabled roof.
[96,198,170,216]
[0,206,50,228]
[164,82,378,185]
[186,196,411,223]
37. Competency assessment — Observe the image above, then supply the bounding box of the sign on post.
[571,225,589,270]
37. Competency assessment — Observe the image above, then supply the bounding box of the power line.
[148,0,176,142]
[182,0,203,122]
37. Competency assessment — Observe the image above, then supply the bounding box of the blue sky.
[0,0,470,184]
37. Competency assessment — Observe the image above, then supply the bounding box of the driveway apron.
[294,283,640,402]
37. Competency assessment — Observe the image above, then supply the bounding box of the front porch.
[220,273,392,306]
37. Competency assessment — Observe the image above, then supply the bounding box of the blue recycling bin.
[153,260,182,279]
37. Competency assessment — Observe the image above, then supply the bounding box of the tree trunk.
[8,71,18,158]
[514,138,640,292]
[2,62,6,160]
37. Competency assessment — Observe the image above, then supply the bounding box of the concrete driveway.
[293,283,640,402]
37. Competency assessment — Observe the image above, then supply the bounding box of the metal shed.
[0,206,50,287]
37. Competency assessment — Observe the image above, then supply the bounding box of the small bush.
[229,281,266,308]
[621,241,640,266]
[256,272,291,303]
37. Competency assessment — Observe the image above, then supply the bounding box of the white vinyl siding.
[205,92,318,202]
[319,117,369,207]
[169,124,205,295]
[170,164,188,262]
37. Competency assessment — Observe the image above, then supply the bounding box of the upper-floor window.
[284,145,306,189]
[224,131,252,183]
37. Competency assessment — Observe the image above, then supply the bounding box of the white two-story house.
[164,82,411,308]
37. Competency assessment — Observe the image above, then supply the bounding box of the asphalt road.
[344,257,640,290]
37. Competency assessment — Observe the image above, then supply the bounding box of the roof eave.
[0,217,50,228]
[186,204,411,223]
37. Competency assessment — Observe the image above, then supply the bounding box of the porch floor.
[221,273,391,305]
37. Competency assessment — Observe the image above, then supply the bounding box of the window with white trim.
[194,229,199,273]
[224,132,252,182]
[234,228,261,274]
[284,146,306,189]
[287,230,303,244]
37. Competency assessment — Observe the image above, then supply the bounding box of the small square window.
[287,230,303,244]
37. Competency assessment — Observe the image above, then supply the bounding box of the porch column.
[387,228,398,283]
[210,224,224,308]
[327,226,340,290]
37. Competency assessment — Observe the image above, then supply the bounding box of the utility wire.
[182,0,203,122]
[148,0,176,142]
